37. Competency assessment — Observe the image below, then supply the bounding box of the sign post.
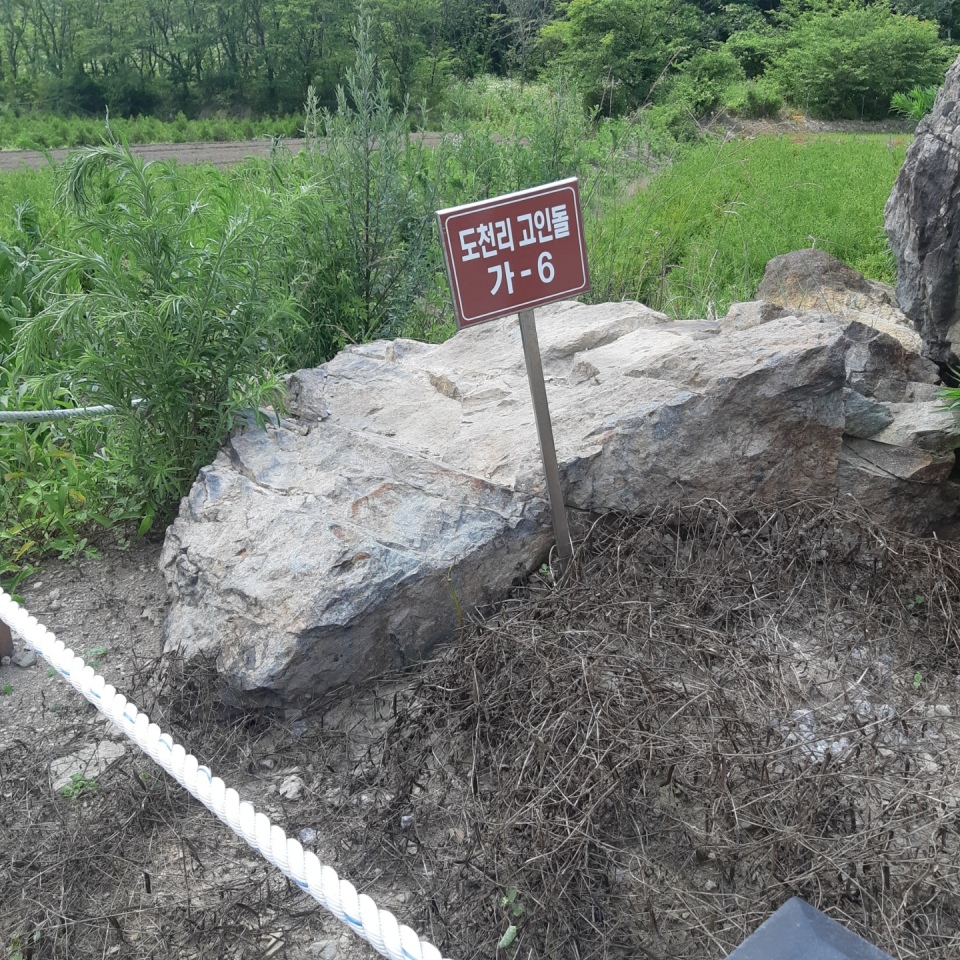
[517,307,574,572]
[437,177,590,575]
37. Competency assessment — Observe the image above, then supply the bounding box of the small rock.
[50,741,127,791]
[48,588,61,601]
[298,827,318,845]
[703,879,718,892]
[11,647,37,669]
[400,815,414,829]
[307,942,337,960]
[921,753,941,775]
[290,718,308,739]
[279,775,304,801]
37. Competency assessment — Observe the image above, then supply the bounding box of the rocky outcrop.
[885,54,960,366]
[755,248,923,352]
[752,250,957,534]
[161,279,959,707]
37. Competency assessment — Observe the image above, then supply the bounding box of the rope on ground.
[0,589,452,960]
[0,399,145,423]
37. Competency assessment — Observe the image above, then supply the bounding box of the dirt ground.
[0,132,469,172]
[0,117,916,173]
[2,500,960,960]
[0,534,388,960]
[0,139,310,172]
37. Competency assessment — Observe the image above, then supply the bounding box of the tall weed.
[271,19,446,365]
[0,362,112,587]
[15,142,296,524]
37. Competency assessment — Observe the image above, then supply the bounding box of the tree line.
[0,0,955,125]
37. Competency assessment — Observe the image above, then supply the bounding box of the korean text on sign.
[437,178,590,329]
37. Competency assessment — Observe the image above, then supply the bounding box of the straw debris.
[3,498,960,960]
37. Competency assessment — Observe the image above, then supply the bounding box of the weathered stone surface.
[756,249,924,353]
[50,741,126,792]
[843,389,894,439]
[757,248,875,310]
[871,402,958,453]
[10,646,36,668]
[162,291,959,706]
[885,54,960,365]
[720,300,787,332]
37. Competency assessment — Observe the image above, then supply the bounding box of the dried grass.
[342,499,960,959]
[3,498,960,960]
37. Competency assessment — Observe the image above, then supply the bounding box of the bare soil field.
[0,139,309,172]
[0,118,916,173]
[0,132,465,172]
[2,499,960,960]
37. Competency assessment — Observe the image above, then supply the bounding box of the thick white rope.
[0,399,145,423]
[0,404,121,423]
[0,589,451,960]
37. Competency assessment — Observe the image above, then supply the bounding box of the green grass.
[0,169,59,240]
[588,133,909,317]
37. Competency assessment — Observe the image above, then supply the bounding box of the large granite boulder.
[162,292,959,707]
[885,54,960,366]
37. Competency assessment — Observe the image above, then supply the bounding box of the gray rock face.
[756,249,875,311]
[756,250,924,353]
[885,54,960,366]
[162,297,959,707]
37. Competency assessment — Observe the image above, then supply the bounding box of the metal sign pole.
[518,308,573,576]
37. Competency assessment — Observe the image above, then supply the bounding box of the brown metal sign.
[437,177,590,329]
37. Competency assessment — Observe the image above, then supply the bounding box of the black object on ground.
[727,898,894,959]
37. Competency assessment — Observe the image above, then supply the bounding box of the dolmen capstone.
[161,251,960,706]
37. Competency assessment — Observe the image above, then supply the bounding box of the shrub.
[668,49,746,117]
[723,77,783,119]
[271,19,444,365]
[768,8,953,120]
[15,142,296,524]
[891,84,940,120]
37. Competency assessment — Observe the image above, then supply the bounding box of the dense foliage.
[0,0,955,123]
[766,5,950,120]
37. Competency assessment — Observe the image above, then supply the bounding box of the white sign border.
[437,177,590,327]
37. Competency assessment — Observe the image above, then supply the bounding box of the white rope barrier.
[0,589,451,960]
[0,398,145,423]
